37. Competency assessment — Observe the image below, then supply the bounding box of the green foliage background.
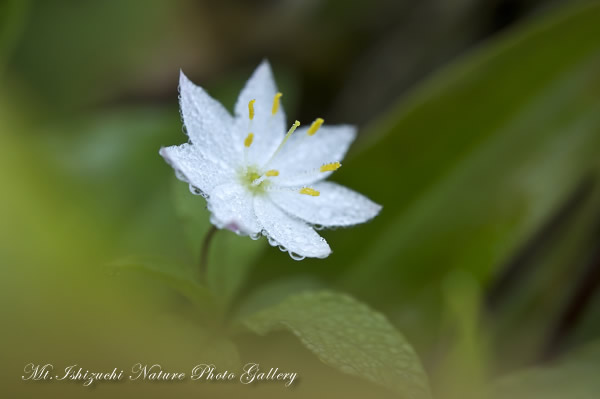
[2,0,600,398]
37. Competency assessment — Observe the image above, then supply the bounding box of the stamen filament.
[272,92,282,115]
[282,120,301,147]
[262,120,300,167]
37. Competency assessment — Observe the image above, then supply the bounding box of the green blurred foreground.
[2,1,600,398]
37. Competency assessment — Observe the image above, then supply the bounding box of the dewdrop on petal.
[159,61,381,260]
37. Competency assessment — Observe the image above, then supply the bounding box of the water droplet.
[339,365,355,374]
[289,252,305,261]
[188,184,203,196]
[267,236,278,246]
[249,232,261,240]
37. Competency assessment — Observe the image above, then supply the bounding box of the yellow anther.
[272,92,283,115]
[244,133,254,147]
[307,118,324,136]
[320,162,341,172]
[248,99,256,120]
[265,169,279,177]
[299,187,320,196]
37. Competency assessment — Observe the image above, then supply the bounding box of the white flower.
[160,61,381,260]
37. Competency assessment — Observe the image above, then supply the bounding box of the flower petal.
[268,124,357,186]
[179,71,240,164]
[269,181,382,228]
[233,60,286,165]
[208,183,261,236]
[159,144,233,196]
[254,195,331,259]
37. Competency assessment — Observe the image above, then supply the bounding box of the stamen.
[307,118,324,136]
[265,169,279,177]
[248,99,256,120]
[263,120,300,167]
[282,120,300,147]
[244,133,254,147]
[263,162,342,183]
[320,162,341,172]
[272,92,283,115]
[299,187,320,196]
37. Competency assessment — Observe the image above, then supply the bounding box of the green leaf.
[491,340,600,399]
[246,0,600,352]
[233,275,326,320]
[242,291,431,399]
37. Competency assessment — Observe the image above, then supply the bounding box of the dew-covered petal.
[254,195,331,259]
[269,182,382,228]
[179,71,240,164]
[268,124,357,186]
[159,144,234,196]
[207,183,261,236]
[233,61,286,165]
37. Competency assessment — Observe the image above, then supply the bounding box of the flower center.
[241,93,343,197]
[238,165,270,195]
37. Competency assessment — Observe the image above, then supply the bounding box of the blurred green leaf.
[40,103,265,309]
[107,256,216,313]
[233,275,326,320]
[206,230,267,308]
[436,270,490,399]
[250,0,600,352]
[171,177,267,307]
[486,180,600,368]
[39,107,194,261]
[0,0,29,74]
[340,0,600,301]
[242,291,431,399]
[9,0,177,109]
[491,340,600,399]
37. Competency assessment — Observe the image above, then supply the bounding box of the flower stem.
[199,225,218,282]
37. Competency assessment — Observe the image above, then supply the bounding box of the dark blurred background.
[5,0,570,125]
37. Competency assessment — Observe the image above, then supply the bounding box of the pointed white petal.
[268,124,357,186]
[269,181,382,228]
[233,61,286,165]
[208,183,261,236]
[254,195,331,259]
[179,71,240,164]
[159,144,233,196]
